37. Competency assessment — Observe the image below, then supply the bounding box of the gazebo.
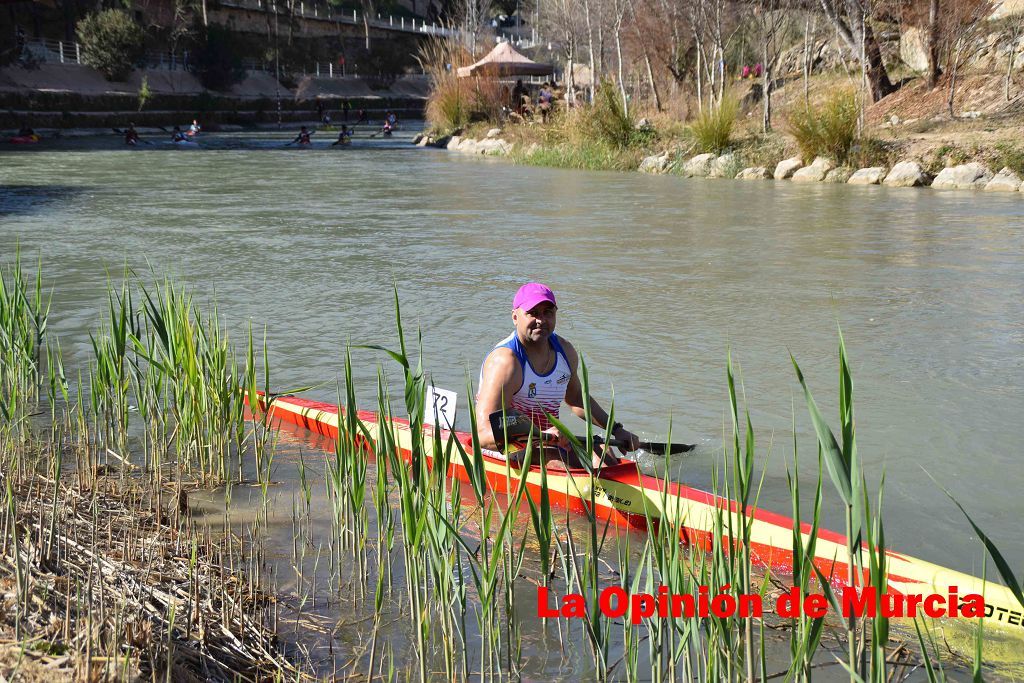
[456,42,554,78]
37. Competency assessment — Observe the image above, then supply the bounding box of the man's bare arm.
[474,349,520,450]
[561,340,640,453]
[561,341,612,425]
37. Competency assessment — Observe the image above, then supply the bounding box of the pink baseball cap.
[513,282,557,311]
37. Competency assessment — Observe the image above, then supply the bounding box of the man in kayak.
[381,110,396,136]
[124,123,140,145]
[476,282,640,469]
[291,126,313,145]
[332,125,352,146]
[171,126,188,142]
[188,119,201,136]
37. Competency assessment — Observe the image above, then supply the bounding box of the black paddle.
[488,410,695,455]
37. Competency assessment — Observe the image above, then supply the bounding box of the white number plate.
[425,385,457,430]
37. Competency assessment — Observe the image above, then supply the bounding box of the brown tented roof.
[456,42,554,78]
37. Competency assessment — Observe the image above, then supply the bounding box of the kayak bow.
[254,392,1024,634]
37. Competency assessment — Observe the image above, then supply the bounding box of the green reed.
[785,427,826,683]
[0,250,50,450]
[132,277,250,483]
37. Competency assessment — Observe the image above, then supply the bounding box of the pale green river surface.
[3,131,1023,677]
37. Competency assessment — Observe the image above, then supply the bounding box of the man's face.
[513,301,557,343]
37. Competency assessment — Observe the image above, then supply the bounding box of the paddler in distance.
[124,123,139,146]
[332,125,353,146]
[291,125,312,146]
[476,282,640,469]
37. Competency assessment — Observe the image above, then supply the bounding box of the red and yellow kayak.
[255,392,1024,634]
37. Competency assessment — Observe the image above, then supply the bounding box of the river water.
[3,131,1023,674]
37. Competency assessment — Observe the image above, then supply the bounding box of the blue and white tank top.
[482,332,572,431]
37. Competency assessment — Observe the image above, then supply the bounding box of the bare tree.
[817,0,896,100]
[459,0,492,54]
[360,0,374,49]
[753,0,788,131]
[927,0,941,86]
[650,0,690,87]
[546,0,584,104]
[627,0,662,109]
[1002,12,1024,100]
[582,0,600,102]
[610,0,630,113]
[684,0,736,109]
[803,12,815,103]
[684,0,712,109]
[945,0,993,116]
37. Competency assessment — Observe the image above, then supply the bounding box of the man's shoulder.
[481,346,521,383]
[553,336,579,364]
[554,334,576,351]
[483,344,517,366]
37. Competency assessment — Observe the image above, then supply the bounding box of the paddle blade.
[488,410,534,447]
[645,441,696,455]
[593,437,695,455]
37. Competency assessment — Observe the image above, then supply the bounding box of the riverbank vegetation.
[420,0,1024,179]
[0,254,295,678]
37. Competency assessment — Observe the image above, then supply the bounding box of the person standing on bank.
[475,283,640,468]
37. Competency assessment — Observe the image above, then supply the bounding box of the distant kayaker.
[475,282,640,469]
[124,123,139,145]
[188,119,201,136]
[355,109,369,125]
[171,126,187,142]
[332,125,352,146]
[292,126,312,145]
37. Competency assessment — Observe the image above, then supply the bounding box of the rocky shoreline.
[413,131,1024,194]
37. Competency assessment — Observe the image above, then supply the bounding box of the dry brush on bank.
[0,256,297,681]
[0,468,292,681]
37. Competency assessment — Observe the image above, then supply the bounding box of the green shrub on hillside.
[992,143,1024,176]
[76,10,145,81]
[690,96,738,154]
[788,89,860,164]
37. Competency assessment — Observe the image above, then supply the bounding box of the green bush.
[426,78,468,132]
[137,75,151,111]
[689,96,739,154]
[584,81,636,149]
[76,10,145,81]
[847,137,901,169]
[788,89,860,164]
[512,139,643,171]
[992,143,1024,176]
[190,24,246,91]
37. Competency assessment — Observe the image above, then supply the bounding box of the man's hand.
[612,425,640,456]
[542,425,570,449]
